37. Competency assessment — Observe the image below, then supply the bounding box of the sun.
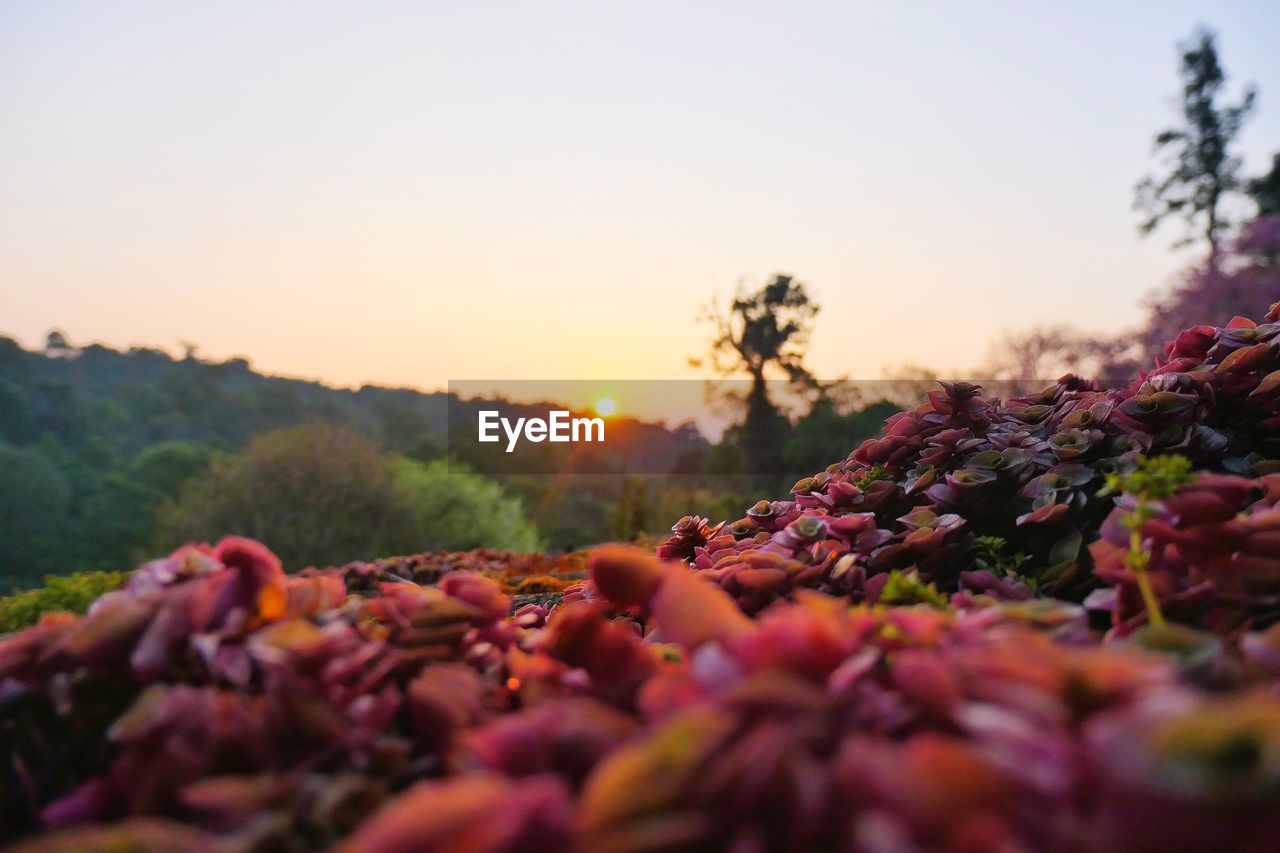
[595,396,618,417]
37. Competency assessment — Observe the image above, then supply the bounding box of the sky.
[3,1,1279,397]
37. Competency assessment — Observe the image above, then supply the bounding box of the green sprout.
[880,569,949,608]
[1098,454,1195,628]
[968,535,1036,590]
[853,466,891,490]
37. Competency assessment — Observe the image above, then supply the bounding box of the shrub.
[152,425,540,568]
[0,571,127,634]
[394,458,542,554]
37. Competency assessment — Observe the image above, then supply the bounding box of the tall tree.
[695,274,820,481]
[1135,27,1256,269]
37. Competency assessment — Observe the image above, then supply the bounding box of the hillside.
[0,335,450,457]
[0,334,713,585]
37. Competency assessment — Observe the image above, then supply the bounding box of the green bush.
[0,571,128,634]
[394,458,543,553]
[152,425,542,569]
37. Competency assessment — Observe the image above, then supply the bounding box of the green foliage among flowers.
[1097,454,1197,626]
[876,569,949,608]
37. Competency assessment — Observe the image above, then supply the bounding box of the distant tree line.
[0,331,898,589]
[0,338,505,588]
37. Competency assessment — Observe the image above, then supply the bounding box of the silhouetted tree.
[695,275,820,482]
[43,329,77,359]
[972,29,1273,384]
[1135,27,1256,270]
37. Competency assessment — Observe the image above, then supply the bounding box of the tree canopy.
[696,275,821,482]
[1134,27,1256,266]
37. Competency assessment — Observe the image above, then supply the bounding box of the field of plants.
[3,304,1280,851]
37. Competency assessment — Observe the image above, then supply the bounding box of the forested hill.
[0,335,451,460]
[0,333,715,588]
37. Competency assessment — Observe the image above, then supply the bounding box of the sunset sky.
[3,1,1279,394]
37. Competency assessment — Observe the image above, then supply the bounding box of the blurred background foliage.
[0,571,127,634]
[0,332,894,590]
[150,425,543,569]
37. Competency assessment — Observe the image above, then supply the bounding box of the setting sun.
[595,396,617,417]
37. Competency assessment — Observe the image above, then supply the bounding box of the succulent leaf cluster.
[4,540,1280,850]
[657,303,1280,632]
